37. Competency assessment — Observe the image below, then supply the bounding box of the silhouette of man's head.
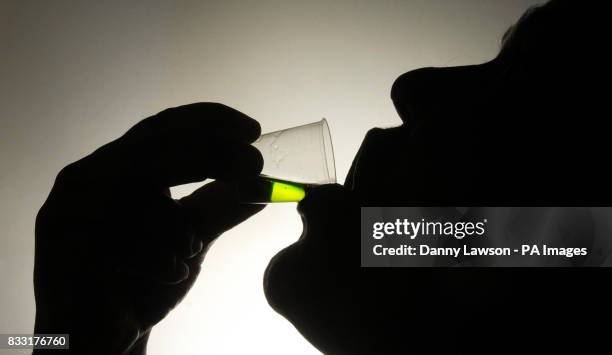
[265,1,604,353]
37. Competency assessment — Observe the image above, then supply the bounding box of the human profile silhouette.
[34,0,606,354]
[265,0,608,353]
[34,104,266,353]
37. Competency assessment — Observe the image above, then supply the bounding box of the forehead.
[499,0,578,57]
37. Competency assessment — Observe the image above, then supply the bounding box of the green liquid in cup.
[238,177,308,203]
[269,179,306,202]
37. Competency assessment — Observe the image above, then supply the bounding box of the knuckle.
[207,102,229,111]
[203,102,233,117]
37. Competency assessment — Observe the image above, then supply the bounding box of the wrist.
[34,314,150,355]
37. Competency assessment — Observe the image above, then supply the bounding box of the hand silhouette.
[34,103,264,354]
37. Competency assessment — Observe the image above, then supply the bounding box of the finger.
[125,102,262,143]
[180,180,265,243]
[78,103,263,187]
[131,139,264,186]
[201,141,264,181]
[116,194,195,284]
[122,243,192,285]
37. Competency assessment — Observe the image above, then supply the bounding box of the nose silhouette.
[390,63,496,126]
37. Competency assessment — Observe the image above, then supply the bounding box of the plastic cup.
[239,118,336,203]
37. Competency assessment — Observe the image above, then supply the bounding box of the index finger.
[68,103,263,187]
[124,102,262,144]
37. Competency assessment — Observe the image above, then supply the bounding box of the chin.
[263,243,358,354]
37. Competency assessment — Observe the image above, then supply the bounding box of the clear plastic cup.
[239,118,336,203]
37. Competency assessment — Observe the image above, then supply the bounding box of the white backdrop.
[0,1,542,353]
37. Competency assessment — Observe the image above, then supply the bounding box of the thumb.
[179,180,265,243]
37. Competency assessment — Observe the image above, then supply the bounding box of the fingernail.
[190,238,204,257]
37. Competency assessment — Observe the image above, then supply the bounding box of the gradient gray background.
[1,1,542,353]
